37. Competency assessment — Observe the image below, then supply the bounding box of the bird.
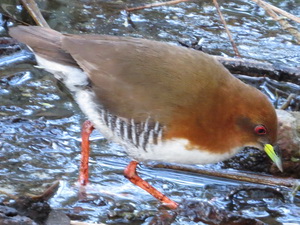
[9,25,282,209]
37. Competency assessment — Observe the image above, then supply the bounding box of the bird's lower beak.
[264,144,283,172]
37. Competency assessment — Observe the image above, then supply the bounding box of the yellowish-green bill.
[264,144,283,172]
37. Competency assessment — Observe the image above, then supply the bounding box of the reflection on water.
[0,0,300,224]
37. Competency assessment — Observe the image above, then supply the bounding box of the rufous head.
[234,84,282,171]
[165,79,282,170]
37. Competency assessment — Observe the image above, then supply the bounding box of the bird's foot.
[124,161,178,209]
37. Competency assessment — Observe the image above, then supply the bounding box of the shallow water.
[0,0,300,224]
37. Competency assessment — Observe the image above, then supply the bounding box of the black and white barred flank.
[100,109,164,151]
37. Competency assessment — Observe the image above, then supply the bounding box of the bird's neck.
[164,78,250,154]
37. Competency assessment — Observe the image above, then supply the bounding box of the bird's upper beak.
[264,144,283,172]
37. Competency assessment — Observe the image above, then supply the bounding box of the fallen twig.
[20,0,50,27]
[29,180,60,201]
[125,0,191,12]
[0,181,60,202]
[0,4,30,26]
[214,55,300,83]
[250,0,300,24]
[146,162,300,188]
[251,0,300,43]
[280,94,297,110]
[212,0,241,57]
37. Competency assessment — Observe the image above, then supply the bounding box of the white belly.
[75,89,241,164]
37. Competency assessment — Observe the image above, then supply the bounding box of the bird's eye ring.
[254,125,267,135]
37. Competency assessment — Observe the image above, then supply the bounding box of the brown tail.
[9,26,77,66]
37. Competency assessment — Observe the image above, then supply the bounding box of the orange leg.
[124,161,178,209]
[79,120,95,186]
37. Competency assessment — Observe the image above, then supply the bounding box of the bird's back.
[10,26,235,124]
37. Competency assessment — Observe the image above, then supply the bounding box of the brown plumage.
[9,26,277,153]
[9,26,280,208]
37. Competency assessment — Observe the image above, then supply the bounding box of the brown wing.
[10,26,233,125]
[61,34,232,124]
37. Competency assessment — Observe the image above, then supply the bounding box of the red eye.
[254,125,267,135]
